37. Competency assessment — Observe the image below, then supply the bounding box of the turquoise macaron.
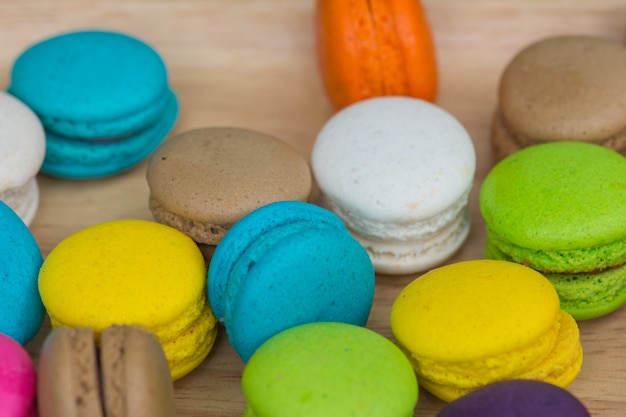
[8,30,178,179]
[207,201,376,362]
[242,322,418,417]
[0,201,44,344]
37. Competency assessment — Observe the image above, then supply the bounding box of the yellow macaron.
[38,219,217,380]
[390,259,582,402]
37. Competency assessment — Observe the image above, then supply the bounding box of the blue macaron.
[8,30,178,179]
[0,201,44,344]
[208,201,376,362]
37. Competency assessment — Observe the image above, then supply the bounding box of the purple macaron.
[437,380,590,417]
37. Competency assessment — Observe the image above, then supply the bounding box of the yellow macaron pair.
[38,219,217,380]
[391,259,583,402]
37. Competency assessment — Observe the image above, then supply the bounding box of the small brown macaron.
[37,325,176,417]
[146,127,313,259]
[492,35,626,161]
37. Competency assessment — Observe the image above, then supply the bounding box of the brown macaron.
[146,127,312,251]
[37,325,176,417]
[492,35,626,160]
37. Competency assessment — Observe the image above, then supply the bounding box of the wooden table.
[2,0,626,415]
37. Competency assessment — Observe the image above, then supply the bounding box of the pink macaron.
[0,333,37,417]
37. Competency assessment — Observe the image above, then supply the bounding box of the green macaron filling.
[486,240,626,320]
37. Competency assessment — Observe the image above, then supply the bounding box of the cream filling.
[321,188,472,274]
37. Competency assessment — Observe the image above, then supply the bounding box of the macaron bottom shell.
[486,239,626,320]
[41,90,178,179]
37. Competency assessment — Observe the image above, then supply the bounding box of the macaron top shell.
[0,91,45,191]
[147,127,312,225]
[499,35,626,142]
[312,96,475,224]
[480,141,626,271]
[391,260,560,362]
[38,219,206,334]
[0,201,44,345]
[9,30,170,139]
[437,380,590,417]
[0,333,37,417]
[242,322,418,417]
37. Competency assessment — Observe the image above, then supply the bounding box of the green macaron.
[241,322,418,417]
[480,141,626,320]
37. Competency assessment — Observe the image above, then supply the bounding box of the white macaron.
[0,91,45,225]
[312,96,476,274]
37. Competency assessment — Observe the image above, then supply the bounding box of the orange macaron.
[315,0,438,110]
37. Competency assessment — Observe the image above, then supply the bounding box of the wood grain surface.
[2,1,626,415]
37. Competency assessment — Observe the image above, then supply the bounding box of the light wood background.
[2,0,626,415]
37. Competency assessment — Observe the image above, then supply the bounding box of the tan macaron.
[37,325,176,417]
[492,35,626,160]
[146,127,312,249]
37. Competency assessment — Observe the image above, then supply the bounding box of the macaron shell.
[499,35,626,143]
[9,30,170,138]
[0,91,45,190]
[0,334,37,417]
[0,201,44,345]
[38,219,216,379]
[41,90,178,179]
[37,327,103,417]
[312,96,475,223]
[486,238,626,320]
[242,322,418,417]
[100,325,176,417]
[225,223,375,361]
[480,141,626,270]
[391,260,582,401]
[147,127,312,244]
[437,380,590,417]
[315,0,437,109]
[208,201,347,322]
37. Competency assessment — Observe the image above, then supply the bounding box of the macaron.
[38,219,217,380]
[0,91,45,225]
[315,0,437,110]
[436,380,590,417]
[8,30,178,178]
[146,127,312,249]
[492,35,626,160]
[480,141,626,320]
[311,96,476,274]
[37,325,176,417]
[390,259,583,402]
[242,322,418,417]
[0,333,37,417]
[0,201,44,345]
[207,201,375,362]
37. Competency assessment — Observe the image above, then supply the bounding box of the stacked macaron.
[391,259,582,402]
[312,96,476,275]
[480,141,626,319]
[8,30,178,178]
[491,35,626,160]
[208,201,375,362]
[146,127,312,252]
[0,333,37,417]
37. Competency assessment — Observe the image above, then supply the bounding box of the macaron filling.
[487,231,626,274]
[326,186,471,272]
